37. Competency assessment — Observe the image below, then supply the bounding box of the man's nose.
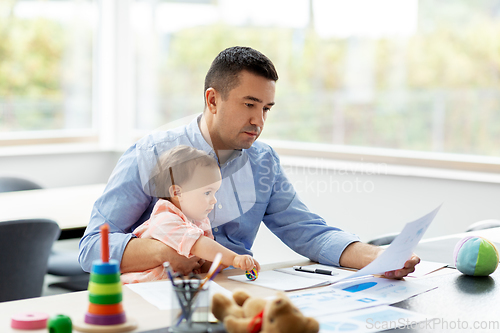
[250,110,265,128]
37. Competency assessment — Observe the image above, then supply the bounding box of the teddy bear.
[211,289,319,333]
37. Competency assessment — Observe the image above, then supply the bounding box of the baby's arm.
[191,236,259,272]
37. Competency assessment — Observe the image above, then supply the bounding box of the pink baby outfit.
[121,199,214,284]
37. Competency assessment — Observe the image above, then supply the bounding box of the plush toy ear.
[232,289,251,307]
[303,317,320,333]
[211,293,245,322]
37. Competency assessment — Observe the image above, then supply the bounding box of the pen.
[162,262,176,287]
[293,266,338,276]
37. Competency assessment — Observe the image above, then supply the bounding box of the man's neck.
[199,114,213,147]
[199,113,234,165]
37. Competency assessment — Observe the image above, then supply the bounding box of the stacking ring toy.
[245,268,258,281]
[11,312,49,330]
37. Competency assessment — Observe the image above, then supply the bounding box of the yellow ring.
[88,281,122,295]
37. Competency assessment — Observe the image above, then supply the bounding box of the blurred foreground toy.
[10,312,49,330]
[212,289,319,333]
[454,236,499,276]
[47,314,72,333]
[73,224,137,332]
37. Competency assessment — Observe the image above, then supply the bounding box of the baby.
[121,145,259,283]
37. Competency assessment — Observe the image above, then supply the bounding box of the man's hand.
[121,238,202,275]
[170,255,204,276]
[383,254,420,279]
[339,242,421,278]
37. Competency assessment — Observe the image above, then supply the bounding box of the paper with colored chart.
[286,285,386,317]
[288,276,434,318]
[327,276,436,305]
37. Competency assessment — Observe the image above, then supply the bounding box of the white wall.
[253,158,500,263]
[284,164,500,241]
[0,149,121,188]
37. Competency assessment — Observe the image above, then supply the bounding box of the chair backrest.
[367,232,399,246]
[0,219,60,302]
[466,219,500,232]
[0,177,43,193]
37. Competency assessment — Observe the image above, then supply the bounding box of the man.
[79,46,419,278]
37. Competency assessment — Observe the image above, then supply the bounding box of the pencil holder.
[168,278,210,333]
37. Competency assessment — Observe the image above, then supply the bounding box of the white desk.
[0,260,309,333]
[0,184,105,233]
[2,229,500,332]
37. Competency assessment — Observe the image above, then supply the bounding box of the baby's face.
[178,165,221,221]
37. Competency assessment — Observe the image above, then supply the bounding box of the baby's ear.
[169,185,182,198]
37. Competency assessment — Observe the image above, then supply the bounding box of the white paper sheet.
[275,264,356,282]
[317,305,432,333]
[341,204,441,281]
[227,270,331,291]
[125,280,232,310]
[275,265,353,282]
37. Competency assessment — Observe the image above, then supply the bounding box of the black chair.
[0,219,60,302]
[367,232,399,246]
[47,251,90,292]
[0,176,89,292]
[0,176,43,193]
[465,219,500,232]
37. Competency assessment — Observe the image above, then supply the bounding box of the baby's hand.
[233,255,259,272]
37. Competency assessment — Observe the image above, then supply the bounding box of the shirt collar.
[186,114,214,156]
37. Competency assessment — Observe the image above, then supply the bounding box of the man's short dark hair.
[204,46,279,102]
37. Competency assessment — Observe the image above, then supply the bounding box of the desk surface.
[2,230,500,332]
[0,184,105,231]
[392,269,500,332]
[0,261,304,333]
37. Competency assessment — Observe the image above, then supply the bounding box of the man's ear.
[168,185,182,198]
[205,88,218,114]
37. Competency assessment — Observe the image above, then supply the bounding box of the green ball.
[47,314,72,333]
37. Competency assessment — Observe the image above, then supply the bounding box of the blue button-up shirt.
[78,115,360,272]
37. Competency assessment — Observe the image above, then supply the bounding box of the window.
[0,0,97,144]
[2,0,499,164]
[131,0,500,158]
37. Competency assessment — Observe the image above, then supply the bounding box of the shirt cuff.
[318,231,361,267]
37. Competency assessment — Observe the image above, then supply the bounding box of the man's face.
[209,70,276,151]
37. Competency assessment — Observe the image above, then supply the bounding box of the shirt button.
[214,227,219,232]
[218,204,222,209]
